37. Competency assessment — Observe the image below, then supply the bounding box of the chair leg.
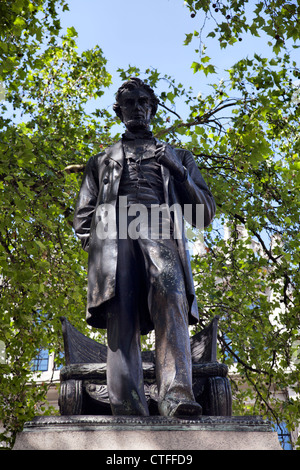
[203,376,232,416]
[59,379,83,415]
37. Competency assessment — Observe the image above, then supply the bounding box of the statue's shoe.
[159,399,202,418]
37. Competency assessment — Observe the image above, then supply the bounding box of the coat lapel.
[106,140,124,167]
[155,137,170,203]
[160,163,170,205]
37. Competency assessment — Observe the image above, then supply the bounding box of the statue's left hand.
[155,143,186,181]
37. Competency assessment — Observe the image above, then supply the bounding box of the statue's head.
[113,77,159,132]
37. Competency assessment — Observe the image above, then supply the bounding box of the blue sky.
[60,0,201,85]
[59,0,270,116]
[58,0,299,123]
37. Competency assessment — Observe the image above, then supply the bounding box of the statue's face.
[119,88,152,132]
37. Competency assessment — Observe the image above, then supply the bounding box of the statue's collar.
[122,129,154,141]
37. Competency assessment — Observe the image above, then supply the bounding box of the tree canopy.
[0,0,299,449]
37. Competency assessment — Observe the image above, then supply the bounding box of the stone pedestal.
[13,415,282,450]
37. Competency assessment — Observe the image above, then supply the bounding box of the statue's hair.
[113,77,159,120]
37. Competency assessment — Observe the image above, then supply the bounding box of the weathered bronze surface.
[25,415,269,433]
[73,78,216,417]
[59,316,232,417]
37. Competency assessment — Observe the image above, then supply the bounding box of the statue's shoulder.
[93,140,123,161]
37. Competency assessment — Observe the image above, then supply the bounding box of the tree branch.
[155,99,239,138]
[218,332,268,375]
[158,101,182,120]
[63,164,85,173]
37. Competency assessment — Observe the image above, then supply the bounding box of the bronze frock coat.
[73,139,216,333]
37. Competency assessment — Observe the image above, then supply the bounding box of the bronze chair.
[59,316,232,416]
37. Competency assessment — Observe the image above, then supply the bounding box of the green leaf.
[184,33,193,45]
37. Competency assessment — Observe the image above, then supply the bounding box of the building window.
[54,352,64,370]
[31,349,49,372]
[275,423,293,450]
[221,334,238,363]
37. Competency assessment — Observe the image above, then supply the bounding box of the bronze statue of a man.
[74,77,216,417]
